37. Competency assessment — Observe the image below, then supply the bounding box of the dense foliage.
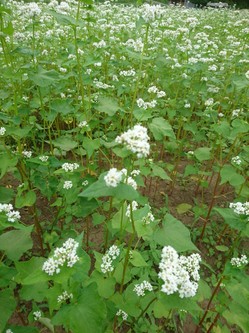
[0,0,248,332]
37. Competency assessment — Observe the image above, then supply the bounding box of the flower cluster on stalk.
[101,245,120,274]
[158,246,201,298]
[42,238,79,276]
[231,255,248,268]
[0,203,21,222]
[115,124,150,158]
[133,280,153,296]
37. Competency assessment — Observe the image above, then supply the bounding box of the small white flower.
[39,156,49,162]
[61,163,80,172]
[78,121,89,128]
[116,309,128,321]
[231,255,248,267]
[33,310,42,320]
[231,156,241,166]
[245,70,249,80]
[57,290,73,303]
[82,180,89,186]
[0,127,6,135]
[101,245,120,274]
[6,329,14,333]
[22,150,32,158]
[205,98,214,107]
[133,280,153,296]
[104,168,123,187]
[63,181,73,189]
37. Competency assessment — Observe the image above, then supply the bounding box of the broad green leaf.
[15,190,36,208]
[79,174,139,201]
[52,283,107,333]
[130,250,148,267]
[0,227,33,261]
[51,99,75,116]
[194,147,211,162]
[176,203,192,214]
[15,257,47,284]
[82,137,100,158]
[214,207,245,231]
[52,136,78,151]
[215,245,229,252]
[91,271,116,298]
[152,165,171,180]
[0,289,16,332]
[0,155,18,179]
[153,214,198,252]
[20,283,48,302]
[0,186,14,203]
[96,96,119,116]
[0,264,16,288]
[223,304,249,333]
[30,68,59,87]
[220,164,245,187]
[149,117,175,140]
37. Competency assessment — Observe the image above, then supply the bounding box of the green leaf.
[152,165,171,180]
[15,190,36,208]
[153,214,198,252]
[0,264,16,288]
[30,67,59,87]
[51,99,75,116]
[20,283,48,302]
[52,283,107,333]
[0,186,14,203]
[82,137,100,158]
[52,136,78,152]
[0,155,18,179]
[96,96,119,116]
[220,164,245,187]
[214,207,245,231]
[149,117,175,140]
[130,250,148,267]
[15,257,47,284]
[0,288,16,332]
[0,227,33,261]
[194,147,211,162]
[215,245,229,252]
[79,174,139,201]
[176,203,192,214]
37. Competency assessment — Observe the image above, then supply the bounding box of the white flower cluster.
[6,330,13,333]
[205,98,214,107]
[63,180,73,189]
[93,40,106,48]
[78,121,89,128]
[119,69,136,77]
[27,2,41,17]
[0,127,6,135]
[115,124,150,158]
[22,150,32,158]
[104,168,124,187]
[245,70,249,80]
[61,163,79,172]
[141,4,163,23]
[158,246,201,298]
[57,290,73,303]
[126,200,139,218]
[0,203,21,222]
[42,238,79,276]
[232,109,242,117]
[116,309,128,321]
[229,202,249,216]
[33,310,42,320]
[231,255,248,268]
[231,156,242,165]
[148,86,166,98]
[142,211,155,225]
[39,155,49,162]
[133,280,153,296]
[137,98,157,110]
[101,245,120,274]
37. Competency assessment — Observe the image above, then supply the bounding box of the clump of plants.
[0,0,248,332]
